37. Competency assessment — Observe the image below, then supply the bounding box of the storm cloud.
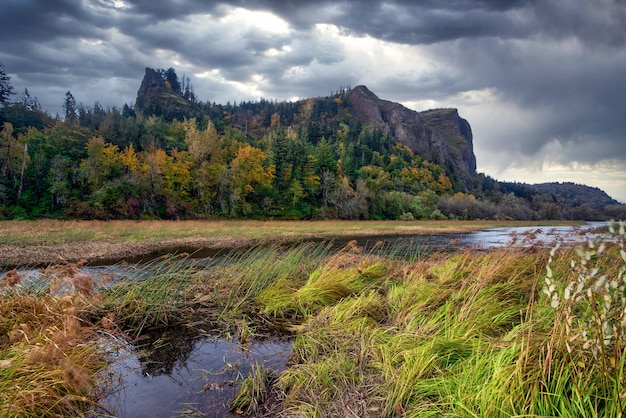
[1,0,625,201]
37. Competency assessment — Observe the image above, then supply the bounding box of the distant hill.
[531,182,618,210]
[136,69,477,190]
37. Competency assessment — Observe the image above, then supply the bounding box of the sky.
[1,0,625,203]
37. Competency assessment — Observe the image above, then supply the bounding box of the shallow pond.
[100,329,291,417]
[361,222,606,251]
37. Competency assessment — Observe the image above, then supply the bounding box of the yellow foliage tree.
[182,118,221,162]
[80,137,122,189]
[120,144,140,173]
[230,144,275,197]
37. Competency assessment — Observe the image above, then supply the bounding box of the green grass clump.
[217,243,331,311]
[99,254,195,335]
[241,226,626,417]
[230,364,277,416]
[258,245,390,320]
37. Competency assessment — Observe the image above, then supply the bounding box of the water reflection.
[102,330,292,418]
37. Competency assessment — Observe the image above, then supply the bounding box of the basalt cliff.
[345,85,476,189]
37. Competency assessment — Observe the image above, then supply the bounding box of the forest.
[0,64,624,221]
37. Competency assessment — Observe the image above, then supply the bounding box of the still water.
[101,332,291,417]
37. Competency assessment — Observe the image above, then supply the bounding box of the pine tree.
[20,88,40,110]
[0,62,15,107]
[63,91,78,125]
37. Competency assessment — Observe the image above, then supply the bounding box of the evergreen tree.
[19,88,40,111]
[63,91,78,125]
[0,62,15,107]
[269,123,291,191]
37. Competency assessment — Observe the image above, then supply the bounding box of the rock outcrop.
[345,85,476,189]
[135,68,197,120]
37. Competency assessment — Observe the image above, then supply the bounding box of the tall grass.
[0,292,109,417]
[0,254,201,416]
[232,229,626,417]
[206,243,333,322]
[97,253,196,335]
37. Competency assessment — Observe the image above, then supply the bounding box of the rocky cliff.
[135,68,198,120]
[345,85,476,189]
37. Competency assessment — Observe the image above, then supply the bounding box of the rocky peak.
[135,68,167,111]
[345,85,477,189]
[135,67,196,120]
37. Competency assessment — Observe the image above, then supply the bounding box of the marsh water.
[100,332,291,417]
[89,222,606,267]
[2,222,608,417]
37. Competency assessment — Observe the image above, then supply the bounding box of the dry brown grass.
[0,289,110,416]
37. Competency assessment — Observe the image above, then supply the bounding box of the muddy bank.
[0,227,461,268]
[0,236,266,268]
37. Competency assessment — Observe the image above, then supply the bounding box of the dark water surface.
[87,221,607,267]
[101,333,291,418]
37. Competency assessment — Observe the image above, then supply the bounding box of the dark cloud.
[431,32,626,162]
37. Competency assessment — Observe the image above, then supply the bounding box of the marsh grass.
[0,254,204,417]
[98,253,196,335]
[200,243,334,338]
[230,363,277,415]
[239,234,626,417]
[2,219,565,245]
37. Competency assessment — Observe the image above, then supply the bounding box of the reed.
[0,292,109,417]
[230,363,276,415]
[213,243,332,317]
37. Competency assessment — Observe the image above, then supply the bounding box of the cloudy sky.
[1,0,625,202]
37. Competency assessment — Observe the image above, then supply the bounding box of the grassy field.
[1,219,621,417]
[0,219,581,267]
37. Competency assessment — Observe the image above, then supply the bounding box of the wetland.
[1,219,624,417]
